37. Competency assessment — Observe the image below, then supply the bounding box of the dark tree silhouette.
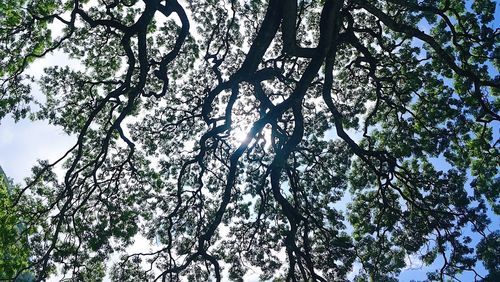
[1,0,499,281]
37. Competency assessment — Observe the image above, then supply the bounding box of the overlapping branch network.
[3,0,498,281]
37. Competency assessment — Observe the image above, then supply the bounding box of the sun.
[232,125,250,144]
[229,122,272,150]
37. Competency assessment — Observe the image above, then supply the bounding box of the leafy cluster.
[0,168,33,281]
[0,0,499,281]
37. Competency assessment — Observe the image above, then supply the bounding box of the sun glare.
[230,122,273,150]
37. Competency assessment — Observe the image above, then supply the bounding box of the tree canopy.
[1,0,499,281]
[0,167,33,281]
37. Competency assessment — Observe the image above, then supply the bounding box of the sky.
[0,117,74,183]
[0,51,79,184]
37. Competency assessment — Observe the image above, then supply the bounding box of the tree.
[1,0,499,281]
[0,167,34,281]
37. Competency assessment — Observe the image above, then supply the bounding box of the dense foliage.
[1,0,499,281]
[0,167,33,281]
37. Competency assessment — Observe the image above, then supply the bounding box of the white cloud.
[0,116,74,183]
[0,125,14,146]
[403,253,425,270]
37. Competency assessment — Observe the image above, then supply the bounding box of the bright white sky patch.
[0,49,80,183]
[0,116,74,183]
